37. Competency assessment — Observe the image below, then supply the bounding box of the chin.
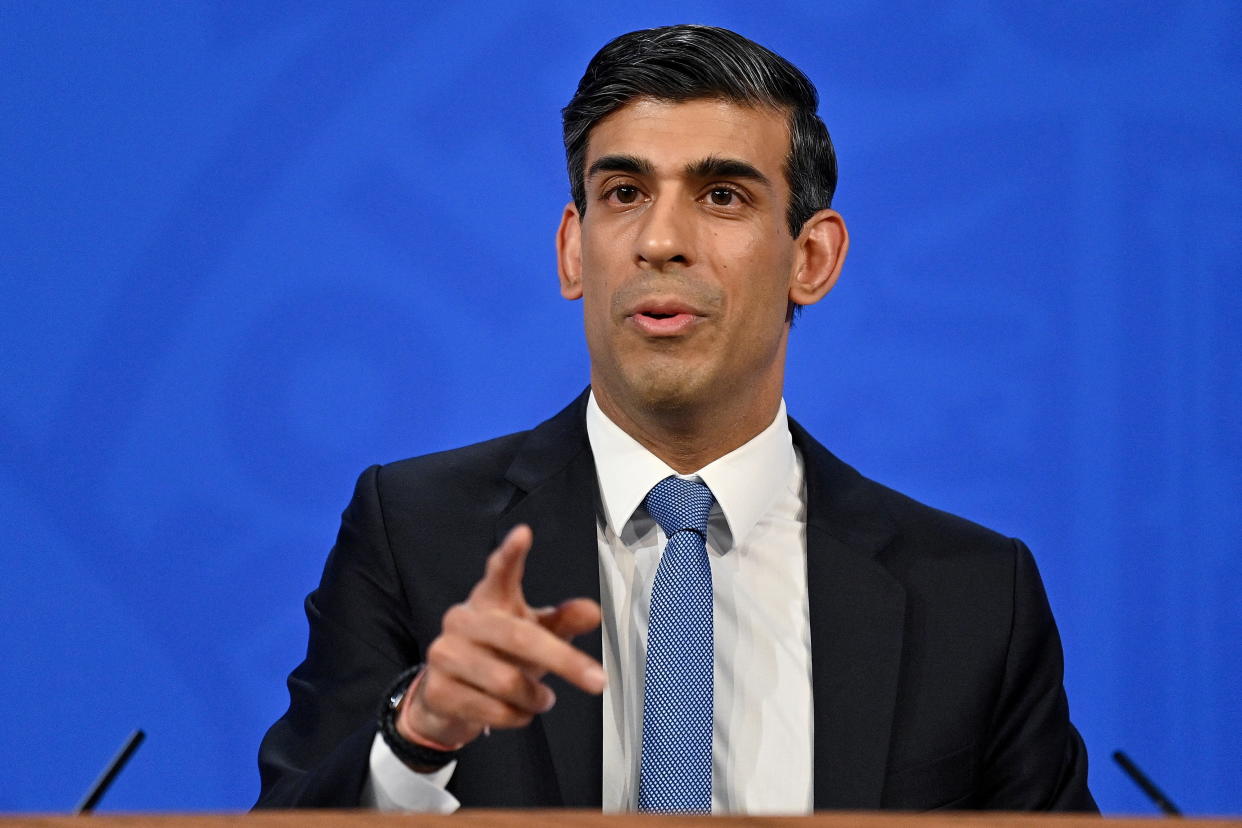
[624,365,713,414]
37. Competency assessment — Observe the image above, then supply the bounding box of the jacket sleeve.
[980,539,1097,811]
[255,464,419,808]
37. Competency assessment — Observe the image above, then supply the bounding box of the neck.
[591,381,783,474]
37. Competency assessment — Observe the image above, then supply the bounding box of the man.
[257,25,1095,813]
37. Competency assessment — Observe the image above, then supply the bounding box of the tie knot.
[645,476,715,538]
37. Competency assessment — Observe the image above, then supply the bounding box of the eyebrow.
[585,153,773,190]
[586,154,654,181]
[685,155,772,189]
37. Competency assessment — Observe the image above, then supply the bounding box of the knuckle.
[465,695,500,724]
[494,668,527,699]
[503,621,538,654]
[424,637,454,669]
[441,603,469,632]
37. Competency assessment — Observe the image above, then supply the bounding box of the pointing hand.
[395,525,604,759]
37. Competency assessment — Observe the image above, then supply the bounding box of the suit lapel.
[497,390,603,807]
[793,421,906,809]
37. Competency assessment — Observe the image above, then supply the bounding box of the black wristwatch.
[378,664,461,770]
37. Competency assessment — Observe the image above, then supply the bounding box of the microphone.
[1112,749,1182,816]
[75,729,145,814]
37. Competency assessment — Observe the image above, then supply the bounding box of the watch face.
[386,665,423,712]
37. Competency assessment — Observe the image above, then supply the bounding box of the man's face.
[558,97,818,421]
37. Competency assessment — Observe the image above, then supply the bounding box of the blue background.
[2,1,1239,815]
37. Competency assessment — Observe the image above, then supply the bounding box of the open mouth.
[630,308,699,335]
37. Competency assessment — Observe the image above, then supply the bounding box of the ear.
[556,202,583,300]
[788,208,848,308]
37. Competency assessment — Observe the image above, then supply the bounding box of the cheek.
[579,276,619,352]
[579,267,613,313]
[729,242,795,310]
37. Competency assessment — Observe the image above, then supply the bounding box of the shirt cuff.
[360,730,461,813]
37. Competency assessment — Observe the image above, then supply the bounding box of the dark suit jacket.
[256,391,1095,811]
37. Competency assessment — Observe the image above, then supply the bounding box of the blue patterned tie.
[639,475,715,813]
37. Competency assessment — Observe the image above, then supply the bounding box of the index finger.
[469,524,533,609]
[471,613,607,695]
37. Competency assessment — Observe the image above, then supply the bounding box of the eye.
[707,187,740,206]
[608,185,641,204]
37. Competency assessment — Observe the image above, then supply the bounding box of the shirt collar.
[585,391,795,551]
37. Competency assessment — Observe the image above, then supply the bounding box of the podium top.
[3,812,1241,827]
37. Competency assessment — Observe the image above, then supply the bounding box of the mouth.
[627,300,703,336]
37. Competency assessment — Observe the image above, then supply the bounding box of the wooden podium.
[3,812,1242,827]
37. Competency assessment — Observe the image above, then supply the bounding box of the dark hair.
[562,24,837,238]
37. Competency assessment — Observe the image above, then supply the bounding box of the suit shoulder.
[795,420,1017,558]
[370,429,531,508]
[841,472,1034,639]
[866,477,1017,555]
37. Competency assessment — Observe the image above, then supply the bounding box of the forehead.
[585,97,790,178]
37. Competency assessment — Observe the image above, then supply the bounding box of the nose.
[633,193,695,271]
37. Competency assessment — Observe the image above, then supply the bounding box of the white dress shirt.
[362,393,813,813]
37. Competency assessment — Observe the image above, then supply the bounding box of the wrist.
[395,671,466,752]
[378,665,462,771]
